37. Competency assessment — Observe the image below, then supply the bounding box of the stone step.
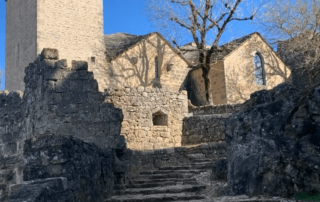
[106,192,206,202]
[159,164,212,170]
[126,180,198,189]
[114,184,206,196]
[130,177,197,185]
[140,169,203,175]
[132,173,194,180]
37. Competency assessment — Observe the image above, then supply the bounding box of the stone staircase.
[106,152,216,202]
[106,142,294,202]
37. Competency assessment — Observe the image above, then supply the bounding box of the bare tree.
[257,0,320,87]
[146,0,262,103]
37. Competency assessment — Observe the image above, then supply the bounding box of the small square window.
[91,57,96,63]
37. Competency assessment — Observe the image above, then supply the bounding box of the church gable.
[104,32,191,91]
[223,33,291,104]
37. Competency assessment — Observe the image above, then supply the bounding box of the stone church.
[0,1,306,202]
[4,0,291,151]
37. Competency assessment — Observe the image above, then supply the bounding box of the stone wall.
[0,49,124,201]
[9,135,114,202]
[182,114,229,145]
[23,49,123,149]
[5,0,107,91]
[0,91,24,201]
[189,104,244,116]
[105,87,189,150]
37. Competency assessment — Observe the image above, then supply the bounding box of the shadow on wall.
[107,36,185,90]
[186,35,291,106]
[23,48,125,150]
[0,90,24,201]
[225,37,291,104]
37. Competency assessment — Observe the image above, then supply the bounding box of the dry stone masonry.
[9,135,114,202]
[0,91,24,201]
[0,49,124,201]
[105,87,188,150]
[23,49,123,149]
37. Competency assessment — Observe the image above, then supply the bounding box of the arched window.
[155,56,159,78]
[254,53,266,85]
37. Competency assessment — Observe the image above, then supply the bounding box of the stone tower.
[5,0,106,91]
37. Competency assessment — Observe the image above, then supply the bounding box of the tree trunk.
[201,65,213,105]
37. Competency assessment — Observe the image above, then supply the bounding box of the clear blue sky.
[0,0,257,90]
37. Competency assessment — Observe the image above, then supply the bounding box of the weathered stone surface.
[189,103,244,116]
[9,135,114,202]
[41,48,59,60]
[0,91,24,201]
[23,49,123,149]
[105,87,188,150]
[211,159,228,181]
[183,114,228,145]
[0,49,124,201]
[226,83,320,197]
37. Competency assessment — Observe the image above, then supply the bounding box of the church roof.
[104,33,148,61]
[179,32,258,65]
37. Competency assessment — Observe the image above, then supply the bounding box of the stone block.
[41,48,59,60]
[3,142,17,155]
[69,80,83,92]
[153,143,163,150]
[174,136,182,143]
[127,134,135,142]
[44,69,63,81]
[82,80,98,92]
[150,137,158,143]
[157,137,163,143]
[42,59,56,69]
[160,132,169,138]
[55,59,68,69]
[71,61,88,71]
[143,142,154,150]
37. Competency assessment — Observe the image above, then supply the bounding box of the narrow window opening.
[254,53,266,85]
[155,56,159,78]
[91,57,96,63]
[152,111,167,126]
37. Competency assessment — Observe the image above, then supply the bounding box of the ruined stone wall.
[182,114,229,145]
[9,135,114,202]
[0,49,124,201]
[105,87,189,150]
[5,0,37,91]
[189,104,244,116]
[0,91,24,201]
[23,49,123,150]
